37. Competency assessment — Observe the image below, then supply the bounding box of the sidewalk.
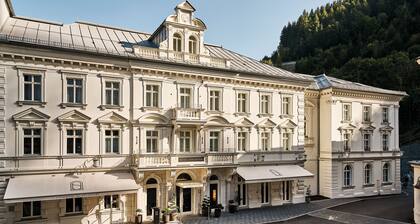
[182,198,360,224]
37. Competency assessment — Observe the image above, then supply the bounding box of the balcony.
[172,107,204,122]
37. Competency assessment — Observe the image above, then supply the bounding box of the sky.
[11,0,333,60]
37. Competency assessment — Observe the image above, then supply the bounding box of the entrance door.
[209,183,218,208]
[147,188,157,216]
[183,188,192,212]
[282,181,291,202]
[261,182,270,204]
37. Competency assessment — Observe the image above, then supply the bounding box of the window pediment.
[278,119,297,129]
[379,125,393,133]
[97,112,128,124]
[205,116,231,127]
[338,123,357,132]
[234,117,254,127]
[256,118,276,129]
[13,108,50,123]
[360,124,376,133]
[57,110,91,124]
[138,113,169,125]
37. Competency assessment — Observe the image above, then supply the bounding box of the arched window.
[343,165,352,187]
[364,164,372,185]
[173,33,182,52]
[188,36,197,54]
[146,178,158,185]
[383,163,390,182]
[209,175,218,181]
[177,173,192,181]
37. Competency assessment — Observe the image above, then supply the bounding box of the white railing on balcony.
[137,154,171,168]
[173,52,184,61]
[188,54,200,64]
[173,107,202,120]
[207,153,235,165]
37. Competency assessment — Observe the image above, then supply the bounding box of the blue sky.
[12,0,333,60]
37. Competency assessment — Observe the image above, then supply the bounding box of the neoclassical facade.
[0,1,406,224]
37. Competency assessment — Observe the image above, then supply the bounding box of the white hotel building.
[0,1,406,223]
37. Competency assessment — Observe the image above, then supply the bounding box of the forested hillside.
[263,0,420,144]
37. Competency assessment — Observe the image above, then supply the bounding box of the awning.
[4,171,138,203]
[176,181,203,189]
[237,165,313,184]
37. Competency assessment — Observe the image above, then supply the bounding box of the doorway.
[176,173,193,213]
[209,175,219,208]
[146,178,158,216]
[281,181,292,202]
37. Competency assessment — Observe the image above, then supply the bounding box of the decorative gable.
[13,108,50,124]
[234,117,254,127]
[360,124,376,133]
[57,110,91,124]
[256,118,276,129]
[379,125,393,133]
[338,123,357,132]
[279,119,298,129]
[97,112,128,125]
[206,116,231,127]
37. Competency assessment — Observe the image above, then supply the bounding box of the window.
[67,78,83,104]
[304,115,308,138]
[22,201,41,218]
[146,130,159,153]
[209,131,220,152]
[383,163,390,183]
[260,94,270,114]
[261,132,270,151]
[237,176,247,206]
[382,107,389,123]
[282,132,291,151]
[188,36,197,54]
[363,133,371,151]
[343,133,351,151]
[209,90,221,111]
[343,165,352,187]
[104,195,119,209]
[364,164,372,185]
[282,96,292,115]
[105,81,120,106]
[343,104,351,121]
[23,128,41,155]
[66,198,82,214]
[179,130,191,153]
[362,106,371,122]
[173,33,182,52]
[237,93,248,113]
[23,74,42,102]
[179,87,191,108]
[382,133,389,151]
[67,129,83,154]
[260,182,269,204]
[105,130,119,153]
[237,132,247,152]
[145,85,159,107]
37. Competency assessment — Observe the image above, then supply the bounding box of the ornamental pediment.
[206,116,231,127]
[338,123,356,131]
[138,113,169,125]
[234,117,254,127]
[57,110,91,123]
[13,108,50,122]
[279,119,297,129]
[379,125,393,132]
[360,124,376,132]
[97,112,128,124]
[256,118,276,128]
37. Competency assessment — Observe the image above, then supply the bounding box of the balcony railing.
[172,107,203,121]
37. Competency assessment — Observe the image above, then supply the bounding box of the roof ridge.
[13,16,63,26]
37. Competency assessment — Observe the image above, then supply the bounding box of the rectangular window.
[105,81,120,106]
[260,94,270,114]
[343,133,351,151]
[343,104,351,121]
[104,195,119,209]
[145,84,159,107]
[364,165,372,185]
[237,93,247,113]
[23,128,41,155]
[105,130,119,153]
[22,201,41,217]
[382,107,389,123]
[67,78,83,104]
[237,132,247,152]
[23,74,42,101]
[282,96,291,115]
[179,87,192,108]
[209,90,221,111]
[260,182,269,204]
[362,106,371,122]
[146,130,159,153]
[66,129,83,154]
[261,132,270,151]
[382,134,389,151]
[66,198,82,214]
[179,131,191,153]
[209,131,220,152]
[282,132,291,151]
[363,133,371,151]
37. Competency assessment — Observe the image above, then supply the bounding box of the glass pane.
[146,92,151,106]
[105,82,111,88]
[24,83,32,100]
[33,129,41,135]
[22,202,31,217]
[105,130,111,136]
[113,83,119,89]
[67,79,74,85]
[24,138,32,154]
[75,138,82,154]
[75,198,82,212]
[112,195,119,208]
[33,138,41,154]
[75,79,82,86]
[24,75,31,82]
[67,138,74,154]
[75,87,83,103]
[104,196,111,209]
[113,90,119,105]
[113,138,119,153]
[34,84,42,101]
[66,198,74,213]
[32,201,41,216]
[105,90,112,105]
[23,129,32,135]
[33,76,41,83]
[105,139,111,153]
[75,130,83,136]
[67,130,74,136]
[112,130,119,136]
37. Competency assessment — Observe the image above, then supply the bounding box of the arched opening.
[343,165,352,187]
[176,173,193,213]
[188,36,197,54]
[177,173,192,181]
[208,175,219,207]
[173,33,182,52]
[146,178,158,216]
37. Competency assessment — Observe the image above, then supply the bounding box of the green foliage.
[265,0,420,144]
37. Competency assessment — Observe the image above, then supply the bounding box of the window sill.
[16,101,47,107]
[206,110,224,115]
[363,184,375,188]
[141,106,163,112]
[60,103,87,109]
[382,182,393,186]
[342,186,355,190]
[99,105,124,111]
[234,112,250,117]
[279,114,293,119]
[258,113,273,118]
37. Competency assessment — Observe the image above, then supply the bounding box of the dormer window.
[188,36,198,54]
[173,33,182,52]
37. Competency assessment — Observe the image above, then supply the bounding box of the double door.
[176,187,192,213]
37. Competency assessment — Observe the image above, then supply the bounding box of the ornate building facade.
[0,1,406,223]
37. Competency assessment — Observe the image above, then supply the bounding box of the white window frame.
[104,195,120,210]
[281,95,293,116]
[143,80,162,109]
[235,90,250,114]
[364,163,372,185]
[22,128,42,155]
[188,35,198,54]
[382,107,389,123]
[260,131,271,151]
[177,84,194,109]
[382,133,389,151]
[209,131,221,152]
[342,103,352,122]
[282,132,292,151]
[22,201,41,218]
[173,33,183,52]
[382,162,391,183]
[104,129,121,154]
[146,130,160,153]
[343,132,351,151]
[208,88,223,112]
[363,132,371,151]
[259,92,272,115]
[65,129,84,155]
[100,75,124,110]
[60,71,87,108]
[179,130,192,153]
[260,182,270,204]
[343,164,353,187]
[362,105,371,123]
[17,67,46,106]
[237,131,248,152]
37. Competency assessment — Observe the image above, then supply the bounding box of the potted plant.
[201,196,211,217]
[135,209,143,224]
[214,204,224,218]
[162,208,171,223]
[168,197,179,221]
[228,200,238,213]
